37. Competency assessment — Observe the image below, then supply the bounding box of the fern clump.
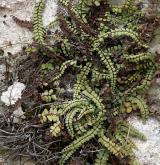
[26,0,159,164]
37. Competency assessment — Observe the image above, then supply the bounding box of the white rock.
[12,106,25,123]
[43,0,58,27]
[1,82,26,106]
[128,117,160,165]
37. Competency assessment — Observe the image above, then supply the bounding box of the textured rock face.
[1,82,26,106]
[0,0,34,55]
[0,0,57,55]
[0,0,160,165]
[128,117,160,165]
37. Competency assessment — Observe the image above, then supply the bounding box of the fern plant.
[27,0,159,164]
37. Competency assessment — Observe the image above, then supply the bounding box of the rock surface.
[1,82,26,106]
[128,117,160,165]
[0,0,160,165]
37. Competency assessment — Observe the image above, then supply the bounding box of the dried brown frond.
[11,15,33,31]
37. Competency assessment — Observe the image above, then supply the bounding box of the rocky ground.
[0,0,160,164]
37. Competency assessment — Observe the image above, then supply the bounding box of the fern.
[117,121,147,141]
[128,96,149,123]
[74,122,88,135]
[53,60,77,82]
[50,120,61,137]
[33,0,46,44]
[91,67,110,82]
[73,63,92,99]
[122,53,154,63]
[59,126,100,165]
[110,28,148,48]
[111,0,135,14]
[130,66,156,94]
[94,149,110,165]
[34,0,158,164]
[77,105,95,120]
[65,107,81,138]
[98,130,128,159]
[97,50,117,92]
[115,132,137,152]
[59,99,88,115]
[82,87,104,111]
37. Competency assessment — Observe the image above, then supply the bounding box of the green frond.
[123,53,154,63]
[73,63,92,99]
[117,121,147,141]
[130,66,156,94]
[65,19,79,35]
[65,107,82,138]
[111,0,135,14]
[74,122,88,135]
[59,99,88,115]
[128,96,149,123]
[130,158,141,165]
[50,120,61,137]
[59,0,69,6]
[98,50,117,92]
[59,126,100,165]
[110,28,148,48]
[94,149,110,165]
[33,0,46,44]
[53,60,77,82]
[122,72,141,85]
[77,105,95,120]
[98,130,128,159]
[46,17,59,30]
[82,87,104,111]
[115,132,137,151]
[91,67,110,82]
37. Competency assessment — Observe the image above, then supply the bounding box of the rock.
[128,116,160,165]
[1,81,26,106]
[12,106,25,123]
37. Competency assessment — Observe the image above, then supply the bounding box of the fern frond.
[59,99,88,115]
[98,130,128,159]
[73,63,92,99]
[59,0,69,6]
[59,126,100,165]
[53,60,77,82]
[74,122,88,135]
[50,120,61,137]
[77,105,95,120]
[82,87,104,111]
[94,149,110,165]
[33,0,46,44]
[74,0,90,23]
[117,121,147,140]
[98,50,117,92]
[111,0,135,14]
[110,28,148,48]
[115,132,137,152]
[130,66,156,94]
[123,53,154,63]
[46,17,58,30]
[130,158,141,165]
[128,96,149,123]
[91,67,110,82]
[65,107,82,138]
